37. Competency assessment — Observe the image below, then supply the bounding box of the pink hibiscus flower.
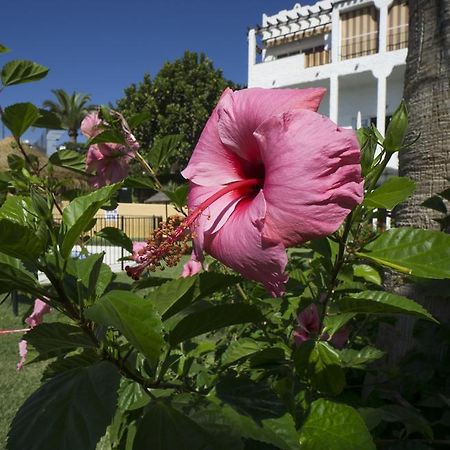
[181,252,203,278]
[294,303,350,349]
[81,111,139,188]
[126,88,362,295]
[181,88,363,296]
[25,298,51,328]
[17,340,28,371]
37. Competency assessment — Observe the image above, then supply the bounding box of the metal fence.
[57,215,163,271]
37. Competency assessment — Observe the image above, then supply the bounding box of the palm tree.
[43,89,92,144]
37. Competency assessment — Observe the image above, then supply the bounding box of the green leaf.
[133,401,212,450]
[89,129,125,146]
[298,399,376,450]
[364,176,415,209]
[216,376,286,421]
[338,346,385,369]
[221,337,264,366]
[146,276,197,319]
[124,176,157,190]
[0,254,41,295]
[421,195,447,214]
[358,228,450,279]
[0,195,34,225]
[95,227,133,253]
[1,60,48,86]
[117,379,150,411]
[384,100,408,153]
[127,111,151,129]
[0,44,10,54]
[49,149,86,174]
[163,184,188,209]
[68,253,113,298]
[85,290,164,366]
[340,290,437,322]
[7,362,120,450]
[148,134,183,170]
[61,183,122,258]
[353,264,382,285]
[323,313,355,337]
[32,109,63,129]
[0,219,44,260]
[294,341,345,396]
[169,304,263,345]
[2,102,40,138]
[25,323,96,363]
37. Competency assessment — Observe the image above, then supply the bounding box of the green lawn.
[0,296,47,449]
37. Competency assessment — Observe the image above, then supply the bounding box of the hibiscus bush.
[1,51,450,450]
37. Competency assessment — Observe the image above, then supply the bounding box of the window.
[304,45,331,67]
[387,0,409,51]
[340,5,379,60]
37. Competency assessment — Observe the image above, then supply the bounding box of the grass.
[0,296,47,449]
[0,260,188,448]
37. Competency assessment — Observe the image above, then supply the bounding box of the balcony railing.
[340,35,378,60]
[387,25,408,51]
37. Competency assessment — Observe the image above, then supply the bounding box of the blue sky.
[1,0,315,142]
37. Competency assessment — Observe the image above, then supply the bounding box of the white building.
[248,0,408,169]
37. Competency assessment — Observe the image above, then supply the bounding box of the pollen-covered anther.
[125,215,191,280]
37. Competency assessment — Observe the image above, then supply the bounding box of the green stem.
[135,151,163,190]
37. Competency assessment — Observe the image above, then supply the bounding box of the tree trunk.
[378,0,450,366]
[68,129,78,144]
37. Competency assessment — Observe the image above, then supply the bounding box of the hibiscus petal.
[254,109,363,247]
[182,89,246,186]
[181,252,203,278]
[81,112,102,139]
[217,87,326,162]
[204,191,288,297]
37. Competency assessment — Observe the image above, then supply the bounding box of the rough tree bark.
[379,0,450,365]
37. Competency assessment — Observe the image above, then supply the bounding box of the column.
[247,28,256,86]
[331,7,340,63]
[329,75,339,123]
[376,75,387,135]
[378,5,388,54]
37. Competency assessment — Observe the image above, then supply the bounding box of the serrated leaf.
[7,362,119,450]
[0,195,34,225]
[353,264,382,285]
[123,176,157,190]
[294,341,345,396]
[33,109,63,129]
[298,399,376,450]
[421,195,447,214]
[61,183,122,258]
[25,323,96,363]
[68,253,113,298]
[2,102,40,137]
[216,376,286,422]
[0,255,41,295]
[95,227,133,253]
[358,228,450,279]
[364,176,415,209]
[338,346,385,369]
[85,290,164,366]
[133,401,212,450]
[117,379,150,411]
[49,149,86,174]
[169,304,263,345]
[1,59,48,86]
[127,111,151,129]
[221,338,264,366]
[145,276,197,319]
[163,184,188,209]
[384,101,408,153]
[148,134,182,170]
[340,290,437,322]
[323,313,355,337]
[0,218,44,260]
[89,129,125,145]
